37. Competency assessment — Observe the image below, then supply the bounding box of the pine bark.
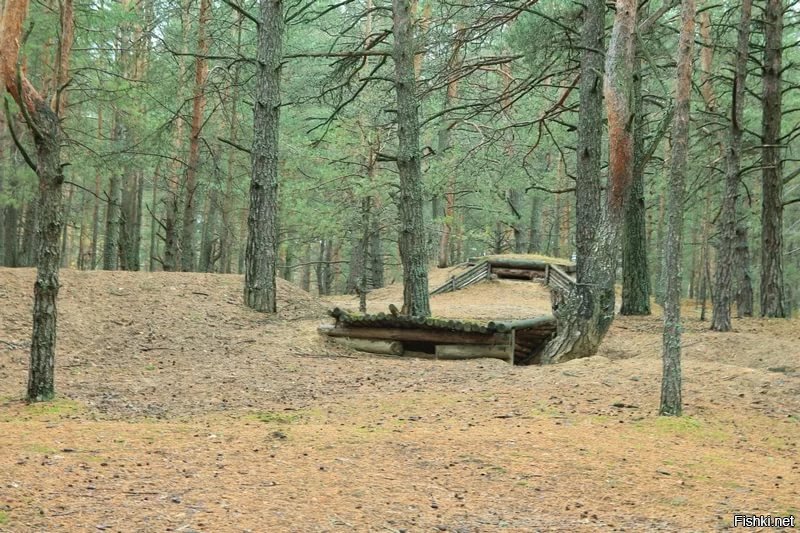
[574,0,604,280]
[392,0,430,316]
[711,0,751,331]
[661,0,695,417]
[244,0,283,312]
[620,39,651,316]
[760,0,786,318]
[734,225,754,317]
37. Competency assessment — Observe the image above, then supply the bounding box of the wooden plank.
[431,261,489,295]
[548,264,576,285]
[329,337,404,356]
[322,326,509,345]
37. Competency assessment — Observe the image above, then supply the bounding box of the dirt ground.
[1,266,798,532]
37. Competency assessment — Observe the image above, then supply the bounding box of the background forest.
[0,0,797,313]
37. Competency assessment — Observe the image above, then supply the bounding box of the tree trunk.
[509,189,525,253]
[527,192,541,253]
[300,244,311,292]
[346,233,362,294]
[359,196,372,312]
[325,239,336,294]
[103,159,121,270]
[180,0,210,272]
[120,170,141,271]
[711,0,751,331]
[149,167,159,271]
[3,201,19,266]
[244,0,283,312]
[392,0,430,317]
[163,0,189,272]
[435,31,461,269]
[90,110,103,269]
[734,225,754,317]
[199,187,219,272]
[620,34,651,316]
[660,0,695,417]
[760,0,786,318]
[316,239,328,295]
[370,213,384,288]
[1,0,73,401]
[60,183,73,267]
[219,17,242,274]
[574,0,604,280]
[543,0,635,364]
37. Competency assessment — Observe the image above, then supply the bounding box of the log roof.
[329,307,556,334]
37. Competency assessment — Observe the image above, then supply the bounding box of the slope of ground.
[1,267,798,532]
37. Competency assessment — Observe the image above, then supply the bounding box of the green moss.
[634,416,730,442]
[26,443,57,454]
[25,399,82,417]
[653,416,702,432]
[249,411,301,424]
[0,510,8,525]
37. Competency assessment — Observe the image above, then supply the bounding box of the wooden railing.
[430,261,491,295]
[544,264,576,292]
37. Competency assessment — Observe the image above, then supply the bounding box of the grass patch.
[26,443,57,454]
[0,510,8,525]
[653,416,702,432]
[632,415,730,442]
[250,411,301,424]
[528,402,562,418]
[24,399,82,417]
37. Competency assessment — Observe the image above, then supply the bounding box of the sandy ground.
[0,266,798,532]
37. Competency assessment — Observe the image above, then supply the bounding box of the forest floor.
[0,265,798,532]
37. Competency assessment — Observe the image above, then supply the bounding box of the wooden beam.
[469,257,576,273]
[320,325,509,345]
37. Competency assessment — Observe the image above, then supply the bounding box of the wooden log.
[329,336,404,356]
[322,326,509,345]
[487,315,556,333]
[492,267,536,280]
[436,330,515,363]
[468,257,576,273]
[434,343,510,360]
